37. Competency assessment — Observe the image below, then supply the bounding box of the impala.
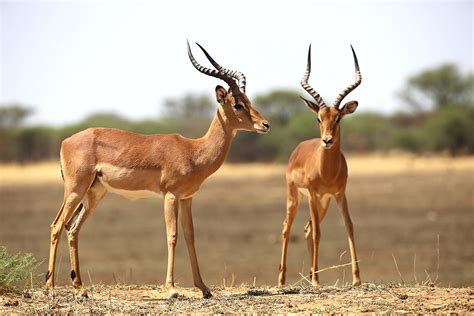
[278,44,362,287]
[45,41,270,299]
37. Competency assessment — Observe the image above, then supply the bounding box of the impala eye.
[317,117,321,123]
[336,115,341,123]
[234,103,244,110]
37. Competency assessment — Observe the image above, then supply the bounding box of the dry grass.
[0,154,473,293]
[1,153,472,186]
[0,161,62,186]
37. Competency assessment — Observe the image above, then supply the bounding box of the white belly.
[99,178,161,201]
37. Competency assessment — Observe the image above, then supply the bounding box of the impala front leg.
[179,198,212,298]
[164,192,179,298]
[308,195,321,286]
[278,183,300,287]
[336,193,361,286]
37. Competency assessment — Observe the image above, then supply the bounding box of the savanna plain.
[0,154,473,313]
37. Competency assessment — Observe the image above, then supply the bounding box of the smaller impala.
[278,44,362,287]
[45,41,270,299]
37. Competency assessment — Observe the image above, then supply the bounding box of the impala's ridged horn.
[187,40,242,97]
[332,45,362,109]
[195,43,247,94]
[301,44,327,108]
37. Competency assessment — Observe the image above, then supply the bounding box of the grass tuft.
[0,246,41,293]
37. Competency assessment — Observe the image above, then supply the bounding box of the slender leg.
[308,194,321,286]
[179,198,211,298]
[304,195,330,275]
[304,221,313,269]
[164,192,179,298]
[278,182,300,287]
[336,193,361,286]
[46,181,91,291]
[65,181,106,295]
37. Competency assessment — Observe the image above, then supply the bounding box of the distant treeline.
[0,63,473,162]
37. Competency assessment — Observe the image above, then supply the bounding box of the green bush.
[422,105,474,154]
[342,112,396,152]
[0,247,40,292]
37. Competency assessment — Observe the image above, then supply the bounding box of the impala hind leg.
[65,180,106,295]
[278,182,300,287]
[179,198,211,298]
[46,180,93,291]
[336,193,361,286]
[164,192,179,298]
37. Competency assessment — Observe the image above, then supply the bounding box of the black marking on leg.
[70,270,76,280]
[76,203,84,216]
[46,270,51,282]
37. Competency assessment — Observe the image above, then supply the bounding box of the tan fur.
[278,103,361,288]
[46,86,269,299]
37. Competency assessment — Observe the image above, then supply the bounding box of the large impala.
[278,45,362,287]
[45,41,270,299]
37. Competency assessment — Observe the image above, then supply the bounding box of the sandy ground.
[1,284,472,314]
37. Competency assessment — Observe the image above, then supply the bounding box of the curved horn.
[301,44,326,108]
[187,40,242,97]
[332,45,362,108]
[195,42,247,93]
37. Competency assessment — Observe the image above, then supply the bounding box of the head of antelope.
[214,86,270,134]
[301,99,358,148]
[300,44,361,149]
[187,41,270,134]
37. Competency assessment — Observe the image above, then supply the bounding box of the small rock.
[398,294,408,300]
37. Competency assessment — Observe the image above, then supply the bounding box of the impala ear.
[215,85,228,105]
[340,101,358,115]
[300,96,320,114]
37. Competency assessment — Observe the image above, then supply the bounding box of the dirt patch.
[1,284,472,314]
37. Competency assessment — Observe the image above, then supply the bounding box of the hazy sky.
[1,0,472,125]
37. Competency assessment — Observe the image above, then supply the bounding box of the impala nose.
[262,121,270,130]
[322,137,333,147]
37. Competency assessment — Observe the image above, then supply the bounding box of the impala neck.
[317,128,342,181]
[196,108,236,175]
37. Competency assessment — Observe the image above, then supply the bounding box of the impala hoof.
[77,288,89,298]
[45,286,56,298]
[202,288,212,299]
[352,279,361,286]
[167,288,178,299]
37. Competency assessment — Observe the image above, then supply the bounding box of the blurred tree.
[2,70,473,162]
[163,93,214,120]
[422,105,474,154]
[79,112,130,127]
[14,126,57,161]
[254,90,304,125]
[342,113,396,151]
[0,103,33,128]
[399,63,474,111]
[0,103,34,161]
[229,90,312,162]
[162,93,214,138]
